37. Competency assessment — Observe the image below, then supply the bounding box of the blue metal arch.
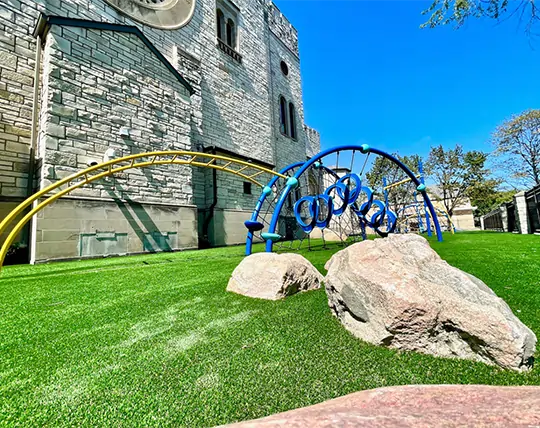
[245,161,305,255]
[261,145,443,253]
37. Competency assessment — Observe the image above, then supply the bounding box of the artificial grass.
[0,232,539,426]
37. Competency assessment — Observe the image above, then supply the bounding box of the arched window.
[216,9,225,40]
[288,102,297,140]
[279,96,288,136]
[226,19,236,48]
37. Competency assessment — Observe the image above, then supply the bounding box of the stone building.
[0,0,319,262]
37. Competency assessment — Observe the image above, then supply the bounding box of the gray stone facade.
[0,0,319,262]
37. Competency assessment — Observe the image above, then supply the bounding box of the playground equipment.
[0,150,287,271]
[381,160,436,237]
[245,144,442,255]
[396,202,456,234]
[380,159,456,236]
[0,145,443,271]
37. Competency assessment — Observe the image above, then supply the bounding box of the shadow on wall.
[195,76,236,248]
[104,184,173,252]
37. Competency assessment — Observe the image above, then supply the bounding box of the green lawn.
[0,232,539,427]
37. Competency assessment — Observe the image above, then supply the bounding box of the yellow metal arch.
[0,150,286,271]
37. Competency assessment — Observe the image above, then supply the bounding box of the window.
[105,0,195,29]
[280,60,289,76]
[278,96,298,140]
[288,102,297,140]
[216,0,241,61]
[243,182,252,195]
[226,19,236,48]
[216,9,224,40]
[279,96,288,136]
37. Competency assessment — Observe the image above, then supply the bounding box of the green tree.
[425,144,488,217]
[366,153,422,214]
[491,109,540,187]
[466,178,516,216]
[422,0,539,34]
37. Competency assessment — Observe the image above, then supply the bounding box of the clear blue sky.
[274,0,540,159]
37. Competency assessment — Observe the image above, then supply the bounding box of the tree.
[491,109,540,187]
[425,144,488,217]
[466,178,516,216]
[366,153,422,214]
[422,0,540,34]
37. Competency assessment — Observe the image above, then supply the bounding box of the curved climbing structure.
[0,150,286,271]
[245,144,443,255]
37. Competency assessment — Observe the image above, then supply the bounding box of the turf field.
[0,232,538,426]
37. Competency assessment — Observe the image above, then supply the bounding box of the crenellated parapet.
[266,1,299,57]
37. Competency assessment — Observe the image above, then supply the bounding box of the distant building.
[427,187,477,231]
[0,0,319,262]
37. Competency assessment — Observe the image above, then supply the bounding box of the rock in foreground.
[219,385,540,427]
[324,234,536,371]
[227,253,323,300]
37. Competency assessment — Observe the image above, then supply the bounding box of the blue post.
[245,162,305,255]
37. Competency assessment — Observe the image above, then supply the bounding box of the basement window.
[243,182,252,195]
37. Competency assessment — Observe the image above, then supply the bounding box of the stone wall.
[0,0,317,260]
[514,192,529,234]
[0,201,25,244]
[32,197,197,262]
[38,24,193,204]
[304,125,321,158]
[266,2,298,57]
[268,26,307,170]
[211,207,252,246]
[37,0,278,166]
[0,1,43,201]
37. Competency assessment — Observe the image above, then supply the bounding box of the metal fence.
[506,202,516,233]
[483,209,504,231]
[525,184,540,234]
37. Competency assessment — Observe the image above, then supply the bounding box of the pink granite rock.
[324,234,536,371]
[220,385,540,427]
[227,253,323,300]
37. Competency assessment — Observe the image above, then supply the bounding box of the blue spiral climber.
[244,144,442,255]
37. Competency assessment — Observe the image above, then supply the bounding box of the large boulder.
[324,234,536,371]
[227,253,323,300]
[219,385,540,427]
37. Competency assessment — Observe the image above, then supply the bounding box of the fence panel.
[506,202,516,233]
[525,185,540,234]
[483,209,503,231]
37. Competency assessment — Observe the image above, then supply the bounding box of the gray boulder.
[227,253,323,300]
[324,234,536,371]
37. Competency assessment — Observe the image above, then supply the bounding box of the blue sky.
[274,0,540,159]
